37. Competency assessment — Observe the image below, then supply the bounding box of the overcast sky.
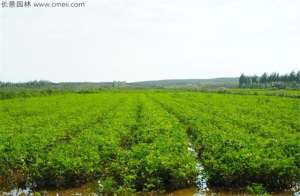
[0,0,299,82]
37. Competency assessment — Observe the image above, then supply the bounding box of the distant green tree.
[297,71,300,82]
[260,73,268,87]
[250,75,259,87]
[239,74,247,87]
[289,71,296,82]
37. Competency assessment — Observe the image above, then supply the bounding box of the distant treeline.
[0,80,53,88]
[0,80,126,89]
[239,71,300,88]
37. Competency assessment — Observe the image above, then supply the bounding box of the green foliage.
[239,71,300,89]
[0,88,68,100]
[0,90,299,194]
[246,183,268,195]
[216,88,300,98]
[149,91,300,192]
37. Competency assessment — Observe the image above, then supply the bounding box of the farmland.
[0,90,299,194]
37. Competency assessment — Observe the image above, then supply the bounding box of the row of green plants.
[0,89,61,100]
[0,92,198,193]
[1,87,299,100]
[0,92,124,189]
[210,88,300,98]
[0,90,299,193]
[149,92,300,192]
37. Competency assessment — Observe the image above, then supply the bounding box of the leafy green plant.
[246,183,268,195]
[0,90,299,194]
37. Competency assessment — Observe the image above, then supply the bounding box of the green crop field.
[0,90,299,194]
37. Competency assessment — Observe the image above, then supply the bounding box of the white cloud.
[0,0,299,82]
